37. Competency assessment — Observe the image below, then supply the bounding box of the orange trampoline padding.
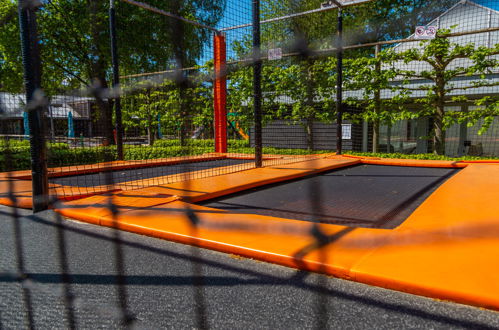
[55,156,499,311]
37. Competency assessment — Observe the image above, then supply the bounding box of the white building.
[0,92,93,137]
[377,0,499,156]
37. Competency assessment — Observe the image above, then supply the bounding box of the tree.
[0,0,225,142]
[390,31,499,154]
[345,51,413,152]
[0,0,23,92]
[122,68,213,145]
[226,0,463,151]
[349,0,457,43]
[259,0,457,52]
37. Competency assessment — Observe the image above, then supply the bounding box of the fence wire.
[1,0,499,328]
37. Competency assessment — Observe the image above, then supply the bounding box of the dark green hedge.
[153,139,249,148]
[123,146,212,160]
[1,142,497,172]
[0,145,214,171]
[0,143,73,171]
[344,152,498,161]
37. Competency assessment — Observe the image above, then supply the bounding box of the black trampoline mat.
[201,164,460,229]
[51,158,253,187]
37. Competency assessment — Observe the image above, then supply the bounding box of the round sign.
[415,26,426,37]
[426,26,437,37]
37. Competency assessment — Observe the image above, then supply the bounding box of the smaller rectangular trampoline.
[51,158,254,188]
[200,164,460,229]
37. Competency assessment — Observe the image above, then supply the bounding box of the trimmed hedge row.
[2,144,497,172]
[344,152,498,161]
[0,145,214,171]
[0,139,31,147]
[124,146,212,160]
[0,143,73,171]
[153,139,250,148]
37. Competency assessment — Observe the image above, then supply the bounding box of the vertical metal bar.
[457,105,469,157]
[362,120,368,152]
[93,84,133,325]
[18,0,49,212]
[253,0,263,167]
[335,8,343,155]
[49,103,55,143]
[110,0,124,160]
[5,143,35,330]
[387,123,392,153]
[372,44,381,153]
[213,33,228,153]
[55,212,76,330]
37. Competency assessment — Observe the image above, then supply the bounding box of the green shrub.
[123,146,211,160]
[0,139,30,147]
[344,152,498,161]
[48,143,70,149]
[48,146,118,167]
[154,138,250,149]
[1,143,497,172]
[153,139,215,148]
[228,139,250,148]
[0,147,31,171]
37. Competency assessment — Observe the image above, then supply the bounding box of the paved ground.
[1,205,498,329]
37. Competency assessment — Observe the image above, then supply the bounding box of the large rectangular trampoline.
[51,158,254,187]
[200,164,460,229]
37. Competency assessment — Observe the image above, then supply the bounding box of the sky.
[197,0,499,65]
[217,0,253,29]
[474,0,499,10]
[197,0,252,65]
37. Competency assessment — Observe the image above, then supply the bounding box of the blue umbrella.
[157,113,163,139]
[68,111,75,138]
[23,111,29,139]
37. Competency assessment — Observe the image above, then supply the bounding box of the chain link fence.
[1,0,499,327]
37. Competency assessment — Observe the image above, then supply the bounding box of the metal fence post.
[336,7,343,155]
[214,33,228,153]
[253,0,262,167]
[18,0,49,212]
[110,0,124,160]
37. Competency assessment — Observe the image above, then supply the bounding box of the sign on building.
[415,26,437,39]
[342,124,352,140]
[268,48,283,60]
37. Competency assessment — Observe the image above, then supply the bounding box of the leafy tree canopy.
[0,0,226,93]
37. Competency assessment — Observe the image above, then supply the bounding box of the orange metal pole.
[214,33,227,153]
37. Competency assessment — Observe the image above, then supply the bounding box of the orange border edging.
[53,156,499,311]
[4,154,499,311]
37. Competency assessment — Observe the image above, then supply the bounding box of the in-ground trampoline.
[6,155,499,311]
[200,164,460,229]
[51,158,254,188]
[0,154,269,207]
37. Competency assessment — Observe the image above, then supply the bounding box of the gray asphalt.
[1,205,498,329]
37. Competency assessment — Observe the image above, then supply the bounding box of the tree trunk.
[88,0,114,144]
[372,45,381,153]
[433,76,446,155]
[170,13,190,147]
[147,114,154,146]
[372,120,379,153]
[306,118,314,151]
[178,85,189,147]
[305,59,315,151]
[433,102,446,155]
